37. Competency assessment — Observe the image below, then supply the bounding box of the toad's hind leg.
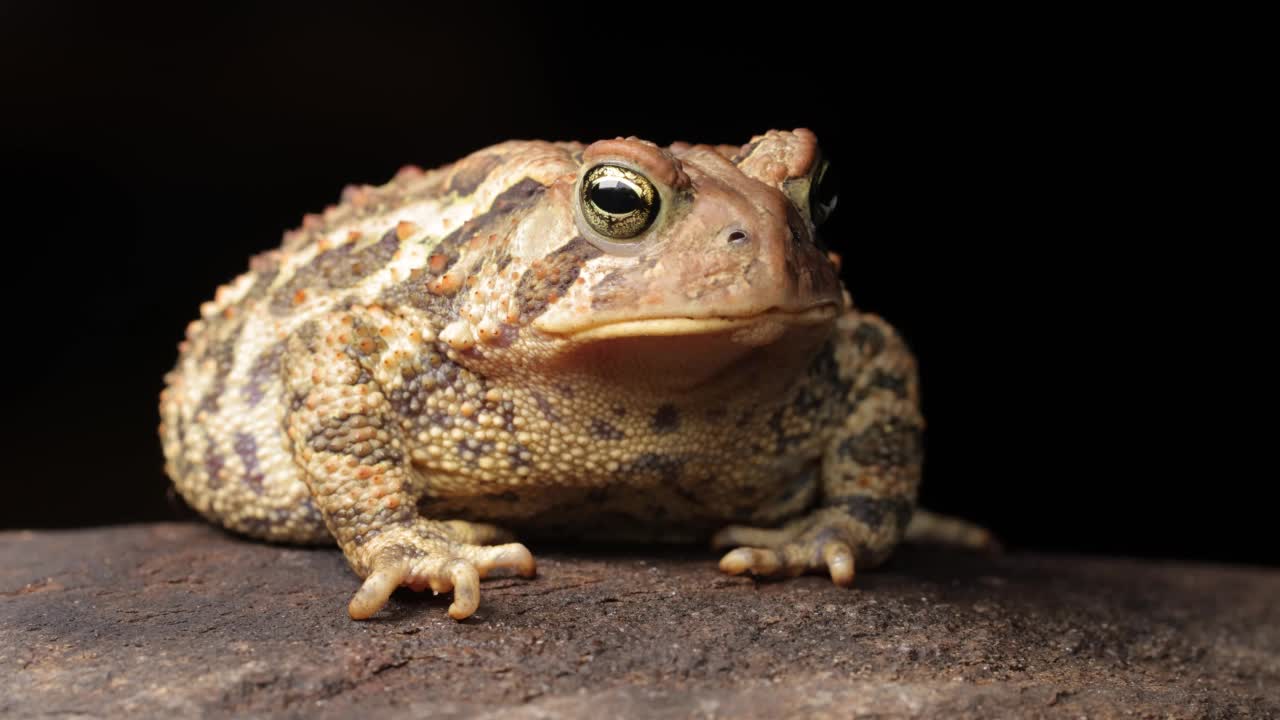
[283,307,535,621]
[714,313,924,585]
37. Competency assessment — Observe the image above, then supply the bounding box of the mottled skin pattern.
[161,129,982,620]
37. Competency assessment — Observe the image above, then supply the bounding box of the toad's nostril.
[727,230,748,244]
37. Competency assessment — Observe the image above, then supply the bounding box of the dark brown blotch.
[868,369,909,398]
[305,410,384,454]
[457,436,496,458]
[515,236,602,323]
[851,322,886,357]
[233,432,264,495]
[378,177,546,311]
[447,153,503,196]
[831,495,914,531]
[730,138,764,164]
[589,418,625,441]
[838,417,923,468]
[204,445,226,490]
[269,229,400,316]
[790,379,826,415]
[652,404,680,434]
[507,442,533,467]
[531,391,560,422]
[389,356,466,421]
[777,461,821,505]
[808,341,853,398]
[195,332,239,416]
[628,453,684,484]
[589,256,657,311]
[243,342,285,407]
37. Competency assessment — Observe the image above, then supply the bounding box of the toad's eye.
[580,164,659,240]
[810,160,838,227]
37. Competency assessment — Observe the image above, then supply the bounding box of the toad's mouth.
[542,303,841,345]
[534,303,840,392]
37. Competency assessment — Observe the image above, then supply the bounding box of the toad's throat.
[542,304,840,344]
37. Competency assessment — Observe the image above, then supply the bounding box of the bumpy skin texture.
[159,129,935,620]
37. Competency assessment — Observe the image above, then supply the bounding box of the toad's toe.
[348,529,537,621]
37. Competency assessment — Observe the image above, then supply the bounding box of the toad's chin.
[535,305,840,394]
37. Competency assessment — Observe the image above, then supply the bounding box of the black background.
[1,6,1263,564]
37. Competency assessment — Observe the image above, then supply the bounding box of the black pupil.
[590,178,642,214]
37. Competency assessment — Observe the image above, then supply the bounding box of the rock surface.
[1,523,1277,719]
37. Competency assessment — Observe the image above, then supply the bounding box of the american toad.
[160,129,988,620]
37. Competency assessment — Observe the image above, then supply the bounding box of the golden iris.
[580,164,659,240]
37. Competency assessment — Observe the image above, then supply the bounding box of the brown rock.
[1,523,1277,718]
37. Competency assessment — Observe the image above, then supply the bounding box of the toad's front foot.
[348,521,536,620]
[712,506,901,587]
